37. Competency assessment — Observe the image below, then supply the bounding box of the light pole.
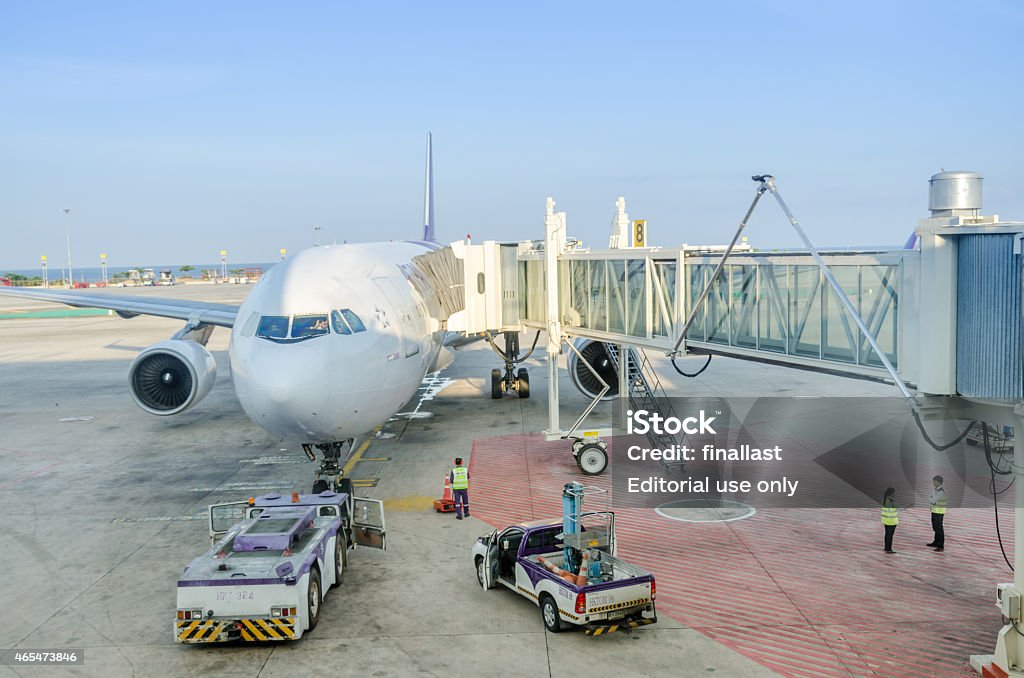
[220,249,227,280]
[280,248,287,261]
[100,253,108,284]
[314,226,321,246]
[41,255,48,288]
[63,208,72,287]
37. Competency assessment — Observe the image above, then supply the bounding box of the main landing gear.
[303,440,355,496]
[487,331,540,399]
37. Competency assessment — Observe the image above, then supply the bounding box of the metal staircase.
[604,344,687,472]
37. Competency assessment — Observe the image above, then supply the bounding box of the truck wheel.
[490,369,502,399]
[476,556,490,590]
[576,443,608,475]
[516,368,530,399]
[332,537,346,587]
[540,595,563,633]
[306,569,322,631]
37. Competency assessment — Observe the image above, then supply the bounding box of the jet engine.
[567,339,620,401]
[128,340,217,415]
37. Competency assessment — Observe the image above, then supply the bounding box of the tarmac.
[0,283,1009,677]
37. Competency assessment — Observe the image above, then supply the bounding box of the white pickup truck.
[175,490,385,643]
[472,515,657,636]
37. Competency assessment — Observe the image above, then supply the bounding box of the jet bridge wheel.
[575,442,608,475]
[516,368,530,399]
[490,369,503,399]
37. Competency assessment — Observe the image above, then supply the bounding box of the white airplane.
[0,134,469,492]
[1,135,624,488]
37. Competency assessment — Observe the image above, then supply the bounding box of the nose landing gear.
[487,331,539,399]
[303,440,355,496]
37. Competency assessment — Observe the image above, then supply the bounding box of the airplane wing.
[0,287,238,328]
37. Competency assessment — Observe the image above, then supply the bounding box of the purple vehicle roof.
[179,509,341,588]
[253,490,350,508]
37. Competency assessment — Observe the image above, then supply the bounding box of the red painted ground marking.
[0,446,61,491]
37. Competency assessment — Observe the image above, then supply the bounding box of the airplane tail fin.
[423,132,436,242]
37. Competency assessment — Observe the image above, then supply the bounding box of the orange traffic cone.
[538,556,577,581]
[538,556,559,574]
[433,475,456,513]
[575,551,589,587]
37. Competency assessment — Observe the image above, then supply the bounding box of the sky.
[1,1,1022,269]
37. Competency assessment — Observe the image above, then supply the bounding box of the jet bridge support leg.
[541,200,610,474]
[544,199,564,441]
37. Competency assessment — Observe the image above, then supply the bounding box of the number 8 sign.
[632,220,647,247]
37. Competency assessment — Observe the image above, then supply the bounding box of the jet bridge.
[429,203,919,449]
[518,241,913,381]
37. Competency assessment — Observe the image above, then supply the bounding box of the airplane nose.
[236,342,332,438]
[259,357,327,407]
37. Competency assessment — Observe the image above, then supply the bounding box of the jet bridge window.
[331,309,366,334]
[257,315,289,339]
[292,314,330,338]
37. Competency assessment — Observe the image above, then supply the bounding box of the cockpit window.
[241,311,260,337]
[330,309,366,334]
[330,310,352,335]
[257,315,289,339]
[340,309,366,333]
[292,315,330,338]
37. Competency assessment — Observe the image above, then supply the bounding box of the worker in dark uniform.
[927,475,946,551]
[450,457,470,520]
[881,487,898,553]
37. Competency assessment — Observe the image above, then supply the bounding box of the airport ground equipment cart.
[175,490,385,643]
[471,483,656,636]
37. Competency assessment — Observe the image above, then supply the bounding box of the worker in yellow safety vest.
[881,487,898,553]
[927,474,947,552]
[450,457,470,520]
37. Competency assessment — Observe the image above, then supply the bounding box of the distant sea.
[3,262,277,284]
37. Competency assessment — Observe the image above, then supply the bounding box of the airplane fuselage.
[229,242,445,442]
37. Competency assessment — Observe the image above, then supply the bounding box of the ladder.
[604,345,688,472]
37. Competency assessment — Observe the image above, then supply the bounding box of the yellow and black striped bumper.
[589,597,651,614]
[584,615,657,636]
[175,617,297,643]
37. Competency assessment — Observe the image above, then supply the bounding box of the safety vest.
[932,487,947,515]
[452,466,469,490]
[881,497,898,526]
